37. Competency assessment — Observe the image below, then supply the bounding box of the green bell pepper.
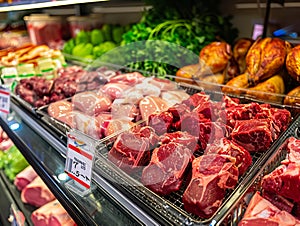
[72,43,94,58]
[91,29,105,46]
[75,30,90,45]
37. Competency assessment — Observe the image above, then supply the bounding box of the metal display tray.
[93,86,300,225]
[210,114,300,226]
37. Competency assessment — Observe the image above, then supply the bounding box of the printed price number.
[0,88,10,114]
[65,136,94,189]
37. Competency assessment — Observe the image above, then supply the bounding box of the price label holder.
[0,86,10,118]
[65,129,96,197]
[9,203,25,226]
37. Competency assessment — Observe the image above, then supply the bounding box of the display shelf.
[0,0,108,12]
[0,99,158,226]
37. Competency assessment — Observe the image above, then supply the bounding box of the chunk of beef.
[141,142,193,196]
[160,131,199,153]
[148,111,173,136]
[225,102,263,127]
[262,190,294,213]
[205,138,252,175]
[231,119,274,152]
[108,131,152,174]
[239,192,300,226]
[262,163,300,202]
[182,154,239,218]
[182,92,210,110]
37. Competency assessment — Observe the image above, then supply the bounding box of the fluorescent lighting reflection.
[10,122,20,131]
[58,172,69,181]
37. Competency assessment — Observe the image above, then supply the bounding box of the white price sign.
[0,87,10,114]
[65,134,94,189]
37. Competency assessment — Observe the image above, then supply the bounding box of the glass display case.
[0,98,159,225]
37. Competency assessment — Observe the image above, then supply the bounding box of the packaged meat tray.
[93,84,300,226]
[209,114,300,225]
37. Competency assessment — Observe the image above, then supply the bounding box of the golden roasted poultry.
[286,44,300,82]
[246,37,291,84]
[246,75,285,102]
[196,41,232,77]
[233,38,254,73]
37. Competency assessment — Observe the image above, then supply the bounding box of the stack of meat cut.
[240,137,300,225]
[47,72,190,140]
[107,90,291,219]
[14,166,76,226]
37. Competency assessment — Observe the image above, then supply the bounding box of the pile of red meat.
[14,166,76,226]
[107,91,291,219]
[47,72,190,139]
[15,65,111,107]
[240,137,300,225]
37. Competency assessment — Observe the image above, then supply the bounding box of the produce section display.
[237,136,300,225]
[96,89,293,224]
[62,24,131,62]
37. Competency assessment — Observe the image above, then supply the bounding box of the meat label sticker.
[65,134,94,189]
[0,87,10,114]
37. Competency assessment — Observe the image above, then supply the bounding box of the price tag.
[0,87,10,114]
[65,133,94,189]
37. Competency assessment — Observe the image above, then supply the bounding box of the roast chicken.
[286,44,300,82]
[196,41,232,78]
[246,75,285,102]
[246,37,291,84]
[233,38,254,73]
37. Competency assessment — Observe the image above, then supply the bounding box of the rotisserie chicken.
[233,38,254,73]
[246,37,291,84]
[286,44,300,82]
[195,41,232,78]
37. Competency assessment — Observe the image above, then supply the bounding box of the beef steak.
[239,192,300,226]
[141,142,193,196]
[231,119,273,152]
[205,138,252,175]
[182,154,238,218]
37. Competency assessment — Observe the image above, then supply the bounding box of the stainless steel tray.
[210,114,300,226]
[93,88,300,225]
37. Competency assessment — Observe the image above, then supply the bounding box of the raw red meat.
[262,163,300,202]
[108,72,144,85]
[14,166,38,191]
[99,82,131,100]
[138,126,159,149]
[21,176,55,207]
[141,142,194,196]
[139,96,169,122]
[182,154,239,218]
[239,192,300,226]
[104,119,135,138]
[72,91,112,116]
[205,138,252,175]
[148,111,173,135]
[160,131,199,153]
[225,102,263,127]
[167,103,191,130]
[182,92,210,109]
[47,100,73,119]
[231,119,274,152]
[262,190,294,213]
[110,99,139,121]
[284,137,300,164]
[31,199,77,226]
[108,129,157,174]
